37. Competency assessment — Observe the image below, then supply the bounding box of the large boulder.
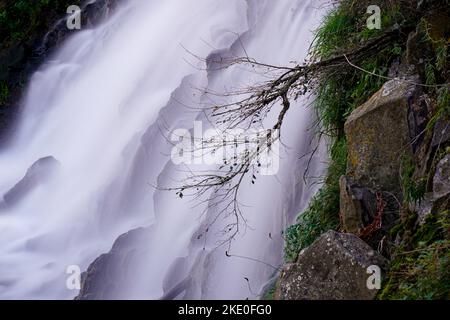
[433,154,450,199]
[275,231,387,300]
[345,78,419,197]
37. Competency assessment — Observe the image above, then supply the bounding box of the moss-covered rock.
[345,78,419,197]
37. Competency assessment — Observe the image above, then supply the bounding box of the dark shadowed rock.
[339,175,376,234]
[40,0,119,53]
[433,154,450,199]
[275,231,387,300]
[415,192,434,225]
[431,120,450,148]
[339,176,399,251]
[2,156,59,208]
[345,78,420,197]
[76,226,152,300]
[408,94,431,153]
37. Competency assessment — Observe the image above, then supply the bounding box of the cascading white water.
[0,0,328,299]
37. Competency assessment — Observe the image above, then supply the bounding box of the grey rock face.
[339,176,377,234]
[275,231,387,300]
[345,78,419,197]
[76,227,153,300]
[2,156,60,208]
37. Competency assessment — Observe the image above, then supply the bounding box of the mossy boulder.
[345,78,419,197]
[275,230,387,300]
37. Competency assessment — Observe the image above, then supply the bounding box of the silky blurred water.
[0,0,327,299]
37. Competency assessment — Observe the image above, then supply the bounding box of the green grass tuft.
[378,211,450,300]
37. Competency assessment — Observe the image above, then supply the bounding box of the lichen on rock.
[345,77,420,197]
[275,230,387,300]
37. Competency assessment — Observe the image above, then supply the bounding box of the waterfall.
[0,0,327,299]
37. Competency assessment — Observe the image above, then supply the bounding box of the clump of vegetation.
[0,0,80,49]
[379,211,450,299]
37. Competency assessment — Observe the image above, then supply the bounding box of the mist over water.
[0,0,327,299]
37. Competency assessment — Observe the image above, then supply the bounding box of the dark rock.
[2,156,59,208]
[408,94,431,153]
[339,176,399,253]
[345,78,420,197]
[275,231,387,300]
[431,193,450,215]
[414,192,434,226]
[431,119,450,148]
[76,227,153,300]
[83,0,119,27]
[433,154,450,199]
[413,153,450,225]
[405,10,450,79]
